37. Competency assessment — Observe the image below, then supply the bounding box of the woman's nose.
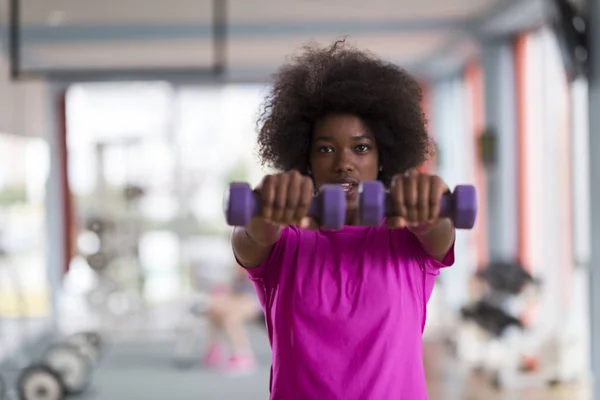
[334,150,355,173]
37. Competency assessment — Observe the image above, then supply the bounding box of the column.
[432,75,474,311]
[45,83,70,328]
[587,0,600,396]
[480,40,519,261]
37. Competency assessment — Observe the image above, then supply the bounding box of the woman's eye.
[355,144,370,153]
[319,146,333,153]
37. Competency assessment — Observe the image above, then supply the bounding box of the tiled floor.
[0,305,589,400]
[62,325,589,400]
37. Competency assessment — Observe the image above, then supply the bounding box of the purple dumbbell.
[224,182,347,230]
[358,181,478,229]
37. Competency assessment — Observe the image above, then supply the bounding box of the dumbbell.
[67,331,104,367]
[224,182,347,230]
[358,181,477,229]
[460,300,523,337]
[17,364,65,400]
[41,343,92,396]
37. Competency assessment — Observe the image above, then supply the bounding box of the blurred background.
[0,0,597,399]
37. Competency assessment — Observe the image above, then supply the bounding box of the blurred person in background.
[202,263,262,374]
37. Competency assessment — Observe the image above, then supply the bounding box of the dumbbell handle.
[244,191,452,219]
[382,192,454,219]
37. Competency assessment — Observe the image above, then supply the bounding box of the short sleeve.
[405,229,455,276]
[395,229,455,332]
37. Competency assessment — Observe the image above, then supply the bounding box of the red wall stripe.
[558,51,574,308]
[57,89,74,275]
[465,61,489,270]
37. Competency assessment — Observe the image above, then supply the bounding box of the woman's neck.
[345,209,359,226]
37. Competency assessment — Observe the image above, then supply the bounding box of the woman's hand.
[253,170,317,229]
[386,170,450,233]
[233,170,317,269]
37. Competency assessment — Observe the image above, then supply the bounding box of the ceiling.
[0,0,552,82]
[11,0,494,24]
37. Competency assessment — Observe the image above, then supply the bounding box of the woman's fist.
[386,170,449,232]
[255,170,316,228]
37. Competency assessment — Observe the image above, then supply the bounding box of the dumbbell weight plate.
[358,181,386,226]
[86,252,110,271]
[224,183,255,226]
[86,217,108,235]
[316,184,347,230]
[80,331,103,353]
[453,185,477,230]
[17,364,65,400]
[68,333,103,367]
[42,343,92,395]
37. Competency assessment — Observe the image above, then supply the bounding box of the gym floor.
[79,327,271,400]
[75,324,588,400]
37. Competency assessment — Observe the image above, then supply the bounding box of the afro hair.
[256,39,434,187]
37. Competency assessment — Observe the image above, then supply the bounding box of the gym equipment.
[17,365,64,400]
[86,252,111,271]
[173,314,202,369]
[172,291,213,369]
[67,332,104,367]
[123,185,145,202]
[453,259,557,390]
[476,261,539,295]
[85,217,111,235]
[460,301,524,337]
[358,181,478,229]
[41,343,91,395]
[224,183,347,230]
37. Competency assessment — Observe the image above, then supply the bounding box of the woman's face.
[309,113,379,211]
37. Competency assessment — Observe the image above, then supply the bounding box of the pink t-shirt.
[243,224,454,400]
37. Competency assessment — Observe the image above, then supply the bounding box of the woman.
[202,264,262,374]
[231,39,456,399]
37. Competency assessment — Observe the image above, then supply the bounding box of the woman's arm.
[232,220,281,269]
[231,170,314,269]
[409,218,455,262]
[387,171,457,262]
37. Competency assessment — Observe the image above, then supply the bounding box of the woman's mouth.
[338,183,357,200]
[339,183,353,193]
